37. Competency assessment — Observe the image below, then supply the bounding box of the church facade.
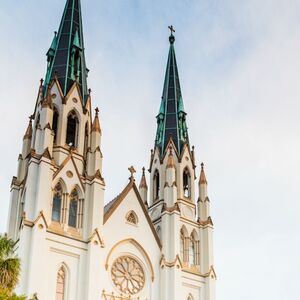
[7,1,216,299]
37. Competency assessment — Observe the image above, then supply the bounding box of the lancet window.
[84,122,89,158]
[66,110,78,148]
[190,231,200,266]
[180,227,189,263]
[183,167,191,198]
[52,108,59,144]
[68,188,84,229]
[55,266,66,300]
[153,170,160,201]
[68,189,78,228]
[52,183,62,222]
[189,236,196,265]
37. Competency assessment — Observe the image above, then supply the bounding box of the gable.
[53,154,84,193]
[104,181,161,249]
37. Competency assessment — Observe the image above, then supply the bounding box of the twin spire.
[43,1,189,156]
[44,0,88,102]
[155,27,189,157]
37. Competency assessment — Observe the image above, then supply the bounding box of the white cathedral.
[7,1,216,299]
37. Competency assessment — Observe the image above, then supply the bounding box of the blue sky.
[1,1,300,299]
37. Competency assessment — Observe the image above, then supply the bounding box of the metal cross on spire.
[168,25,175,35]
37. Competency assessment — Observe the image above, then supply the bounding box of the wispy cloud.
[0,1,299,299]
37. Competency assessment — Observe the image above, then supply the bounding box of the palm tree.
[0,235,28,299]
[0,235,20,293]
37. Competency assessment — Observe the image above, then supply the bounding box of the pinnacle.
[139,167,148,189]
[23,116,33,140]
[199,162,208,184]
[92,108,101,133]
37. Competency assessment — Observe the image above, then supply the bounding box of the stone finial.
[128,166,136,181]
[139,167,148,189]
[199,162,208,184]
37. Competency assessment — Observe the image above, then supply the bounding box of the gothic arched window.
[84,123,89,158]
[53,108,59,144]
[189,236,196,265]
[68,189,79,228]
[66,110,78,148]
[35,113,40,129]
[55,266,66,300]
[180,229,184,261]
[52,183,62,222]
[183,168,191,198]
[180,226,189,263]
[153,170,160,201]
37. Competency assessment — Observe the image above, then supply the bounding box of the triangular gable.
[53,152,85,192]
[104,180,162,249]
[49,76,64,101]
[65,81,83,105]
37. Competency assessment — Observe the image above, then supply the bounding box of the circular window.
[111,256,145,295]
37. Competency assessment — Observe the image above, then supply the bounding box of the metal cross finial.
[95,107,99,115]
[201,162,205,170]
[128,166,136,180]
[168,25,175,35]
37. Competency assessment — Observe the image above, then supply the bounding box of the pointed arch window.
[84,123,89,158]
[189,236,196,265]
[153,170,160,201]
[52,183,62,222]
[55,266,66,300]
[35,113,40,129]
[180,229,184,261]
[189,231,200,266]
[66,110,78,148]
[53,108,59,144]
[180,227,189,263]
[183,168,191,198]
[68,189,79,228]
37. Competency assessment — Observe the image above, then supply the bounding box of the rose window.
[111,256,145,295]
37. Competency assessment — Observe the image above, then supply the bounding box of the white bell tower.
[7,1,105,299]
[146,29,216,300]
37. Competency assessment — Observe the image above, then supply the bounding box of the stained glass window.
[52,183,62,222]
[68,189,78,228]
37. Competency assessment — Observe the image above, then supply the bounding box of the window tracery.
[126,211,138,225]
[111,256,145,295]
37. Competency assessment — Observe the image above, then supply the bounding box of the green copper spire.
[155,27,189,157]
[44,0,88,103]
